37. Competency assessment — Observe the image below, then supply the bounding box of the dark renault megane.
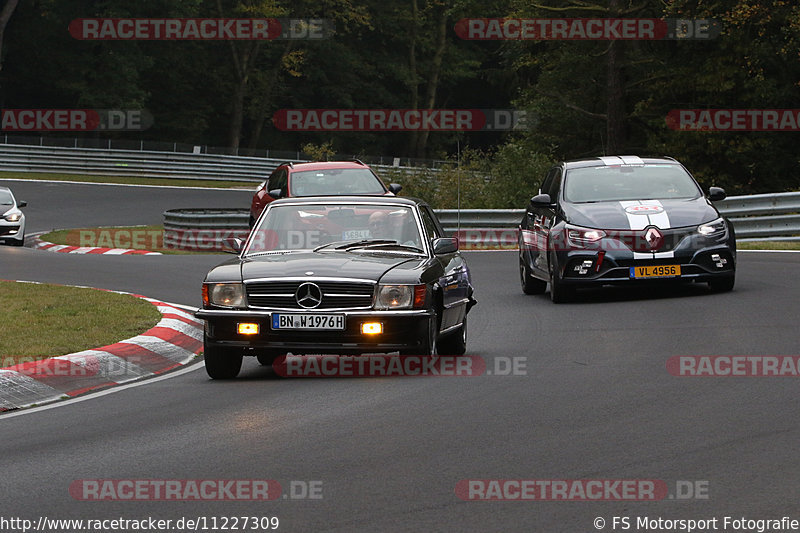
[519,156,736,303]
[196,196,476,379]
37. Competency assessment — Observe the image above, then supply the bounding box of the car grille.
[246,281,375,310]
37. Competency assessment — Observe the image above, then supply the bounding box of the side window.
[419,207,441,241]
[547,168,562,201]
[267,168,284,191]
[540,168,556,196]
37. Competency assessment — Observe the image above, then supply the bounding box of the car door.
[526,166,559,278]
[421,205,469,333]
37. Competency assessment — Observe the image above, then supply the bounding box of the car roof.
[562,155,681,170]
[0,186,11,192]
[269,195,423,207]
[286,161,372,172]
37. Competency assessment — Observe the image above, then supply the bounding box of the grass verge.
[737,241,800,250]
[0,281,161,365]
[0,171,257,189]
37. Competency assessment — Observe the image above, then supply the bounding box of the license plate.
[271,314,345,330]
[629,265,681,278]
[343,230,370,240]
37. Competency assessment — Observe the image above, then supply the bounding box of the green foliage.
[0,0,798,196]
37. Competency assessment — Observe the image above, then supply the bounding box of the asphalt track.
[1,179,799,532]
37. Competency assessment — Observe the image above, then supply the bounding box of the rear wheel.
[708,275,735,293]
[520,259,546,295]
[204,338,243,379]
[438,316,467,356]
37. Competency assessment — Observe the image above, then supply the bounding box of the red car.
[249,160,402,227]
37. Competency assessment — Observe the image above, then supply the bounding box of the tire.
[438,316,467,355]
[402,315,438,356]
[520,259,546,295]
[256,352,280,366]
[549,261,575,304]
[9,235,24,247]
[708,275,735,293]
[204,339,243,379]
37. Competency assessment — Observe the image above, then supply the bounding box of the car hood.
[562,197,720,230]
[239,251,422,282]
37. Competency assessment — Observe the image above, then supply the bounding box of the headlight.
[204,283,246,308]
[697,218,726,237]
[566,225,607,248]
[375,284,426,310]
[3,213,21,222]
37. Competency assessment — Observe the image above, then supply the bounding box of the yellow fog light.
[238,323,260,335]
[361,322,383,335]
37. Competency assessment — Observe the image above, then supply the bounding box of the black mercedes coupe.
[519,156,736,303]
[196,196,476,378]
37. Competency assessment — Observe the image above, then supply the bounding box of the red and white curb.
[0,284,202,411]
[31,234,161,255]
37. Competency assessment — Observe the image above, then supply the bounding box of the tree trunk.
[414,5,448,159]
[605,0,625,154]
[0,0,20,74]
[406,0,420,157]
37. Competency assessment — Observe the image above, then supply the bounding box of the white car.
[0,186,27,246]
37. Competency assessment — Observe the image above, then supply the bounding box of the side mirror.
[222,237,243,254]
[388,183,403,194]
[529,193,552,207]
[432,237,458,255]
[17,201,26,208]
[268,188,284,199]
[708,187,726,202]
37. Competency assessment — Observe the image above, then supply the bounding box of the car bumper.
[196,308,433,354]
[0,219,24,241]
[554,243,736,286]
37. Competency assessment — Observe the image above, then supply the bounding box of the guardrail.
[163,192,800,249]
[0,143,435,183]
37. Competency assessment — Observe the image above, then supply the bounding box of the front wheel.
[438,316,467,356]
[549,263,575,304]
[256,351,282,366]
[9,235,24,246]
[204,339,243,379]
[401,315,438,356]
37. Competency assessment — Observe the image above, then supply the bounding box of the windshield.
[245,203,423,254]
[289,168,386,196]
[0,190,13,205]
[563,164,702,203]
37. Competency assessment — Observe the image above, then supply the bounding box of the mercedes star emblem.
[295,282,322,309]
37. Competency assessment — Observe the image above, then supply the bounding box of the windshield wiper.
[313,239,396,252]
[346,242,424,253]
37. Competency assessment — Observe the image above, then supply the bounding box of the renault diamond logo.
[295,282,322,309]
[644,227,663,250]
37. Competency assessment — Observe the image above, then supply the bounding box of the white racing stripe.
[640,200,671,230]
[619,201,649,230]
[618,155,644,165]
